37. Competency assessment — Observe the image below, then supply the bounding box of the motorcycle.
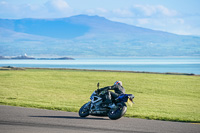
[79,82,134,120]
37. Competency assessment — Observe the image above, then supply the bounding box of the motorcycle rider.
[96,81,125,108]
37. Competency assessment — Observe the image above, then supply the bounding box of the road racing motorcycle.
[79,83,134,120]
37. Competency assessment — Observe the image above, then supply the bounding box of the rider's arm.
[97,85,117,93]
[98,86,111,92]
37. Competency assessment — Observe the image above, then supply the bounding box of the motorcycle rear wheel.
[79,102,90,117]
[108,104,127,120]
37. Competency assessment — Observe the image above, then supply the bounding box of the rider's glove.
[95,89,100,94]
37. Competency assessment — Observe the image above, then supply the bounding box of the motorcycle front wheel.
[79,102,90,117]
[108,103,127,120]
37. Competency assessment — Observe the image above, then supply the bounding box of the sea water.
[0,57,200,74]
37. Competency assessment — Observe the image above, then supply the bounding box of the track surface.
[0,105,199,133]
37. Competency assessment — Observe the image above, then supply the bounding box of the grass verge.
[0,69,199,122]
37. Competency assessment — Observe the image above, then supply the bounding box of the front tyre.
[79,102,90,117]
[108,103,127,120]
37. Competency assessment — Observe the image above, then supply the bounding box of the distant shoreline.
[0,55,75,60]
[0,66,198,76]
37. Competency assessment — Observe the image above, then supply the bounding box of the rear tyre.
[79,102,90,117]
[108,103,127,120]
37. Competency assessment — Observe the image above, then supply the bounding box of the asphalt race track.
[0,105,199,133]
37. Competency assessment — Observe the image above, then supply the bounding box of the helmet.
[114,81,122,86]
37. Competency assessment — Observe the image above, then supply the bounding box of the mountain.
[0,14,200,57]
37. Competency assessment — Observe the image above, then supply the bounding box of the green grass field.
[0,69,199,122]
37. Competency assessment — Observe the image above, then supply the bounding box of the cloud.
[0,1,19,18]
[137,18,149,25]
[43,0,74,18]
[106,5,199,35]
[0,0,73,18]
[0,1,6,5]
[83,5,178,23]
[86,8,108,16]
[156,5,177,16]
[112,9,134,17]
[133,4,177,17]
[45,0,71,12]
[0,1,199,35]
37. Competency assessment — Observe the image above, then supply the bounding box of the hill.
[0,15,200,57]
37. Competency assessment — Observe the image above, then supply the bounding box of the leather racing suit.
[97,84,125,105]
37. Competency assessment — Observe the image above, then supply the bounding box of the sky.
[0,0,200,36]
